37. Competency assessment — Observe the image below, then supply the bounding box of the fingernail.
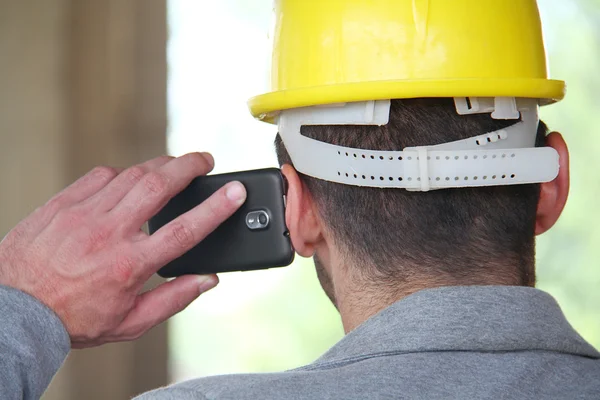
[200,152,215,168]
[225,181,247,203]
[197,275,219,292]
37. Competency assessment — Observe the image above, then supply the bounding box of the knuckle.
[112,253,138,284]
[124,166,147,185]
[185,153,211,172]
[168,222,195,250]
[156,155,174,164]
[44,195,66,215]
[143,172,169,195]
[206,194,225,219]
[86,226,111,251]
[54,207,83,229]
[172,293,192,313]
[91,166,119,183]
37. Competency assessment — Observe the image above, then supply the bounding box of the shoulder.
[134,369,329,400]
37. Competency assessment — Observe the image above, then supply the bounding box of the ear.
[281,164,324,257]
[536,132,570,235]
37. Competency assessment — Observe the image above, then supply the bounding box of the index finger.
[109,152,215,230]
[136,181,246,276]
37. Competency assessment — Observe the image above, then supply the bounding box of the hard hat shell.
[248,0,565,122]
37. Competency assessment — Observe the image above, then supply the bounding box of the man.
[1,0,599,399]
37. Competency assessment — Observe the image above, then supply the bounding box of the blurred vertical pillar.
[0,0,169,399]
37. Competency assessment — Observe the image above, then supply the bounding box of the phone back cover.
[149,168,294,277]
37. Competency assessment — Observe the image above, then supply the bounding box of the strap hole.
[345,173,349,177]
[476,140,480,145]
[417,178,421,181]
[445,156,450,160]
[380,156,384,160]
[345,152,349,157]
[353,154,357,158]
[492,175,497,179]
[502,154,506,158]
[354,174,357,178]
[436,156,440,160]
[454,156,459,160]
[338,151,341,155]
[511,174,516,179]
[389,177,393,181]
[487,137,492,143]
[362,154,366,159]
[337,172,341,176]
[483,155,488,159]
[511,154,516,158]
[398,156,403,161]
[380,176,384,181]
[464,177,468,180]
[362,175,366,179]
[445,177,450,181]
[502,174,506,179]
[371,176,375,180]
[474,176,478,180]
[473,155,478,160]
[408,157,412,160]
[454,177,459,181]
[492,155,497,159]
[408,177,413,181]
[389,156,394,161]
[483,176,488,180]
[398,177,403,181]
[371,155,375,160]
[436,177,440,181]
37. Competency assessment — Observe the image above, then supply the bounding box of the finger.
[109,152,215,229]
[29,166,122,231]
[86,155,174,211]
[139,181,246,275]
[116,275,218,341]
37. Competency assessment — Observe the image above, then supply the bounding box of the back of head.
[251,0,564,293]
[276,99,546,287]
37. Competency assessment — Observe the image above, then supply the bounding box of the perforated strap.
[277,99,559,191]
[330,146,558,190]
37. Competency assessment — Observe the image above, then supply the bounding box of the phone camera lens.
[258,213,268,225]
[246,210,270,230]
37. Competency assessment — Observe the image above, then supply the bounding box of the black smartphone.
[148,168,294,277]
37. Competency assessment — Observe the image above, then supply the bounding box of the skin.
[0,132,570,347]
[0,152,247,348]
[282,132,571,333]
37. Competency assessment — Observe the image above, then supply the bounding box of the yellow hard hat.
[248,0,565,123]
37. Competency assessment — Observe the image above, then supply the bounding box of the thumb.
[116,274,219,341]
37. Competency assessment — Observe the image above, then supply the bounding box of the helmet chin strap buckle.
[455,97,520,120]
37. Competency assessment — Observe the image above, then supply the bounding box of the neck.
[316,239,533,333]
[331,263,530,334]
[334,275,432,333]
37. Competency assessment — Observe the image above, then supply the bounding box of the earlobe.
[281,164,323,257]
[536,132,570,235]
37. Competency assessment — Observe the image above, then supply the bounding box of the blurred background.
[0,1,597,399]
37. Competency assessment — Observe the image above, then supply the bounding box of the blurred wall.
[0,1,169,399]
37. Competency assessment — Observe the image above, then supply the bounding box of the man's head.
[276,98,569,305]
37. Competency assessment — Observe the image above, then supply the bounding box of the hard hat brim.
[248,78,566,124]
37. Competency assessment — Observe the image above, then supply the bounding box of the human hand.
[0,153,246,348]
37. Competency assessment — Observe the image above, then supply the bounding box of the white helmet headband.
[277,98,559,192]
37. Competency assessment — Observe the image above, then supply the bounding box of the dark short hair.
[275,98,546,287]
